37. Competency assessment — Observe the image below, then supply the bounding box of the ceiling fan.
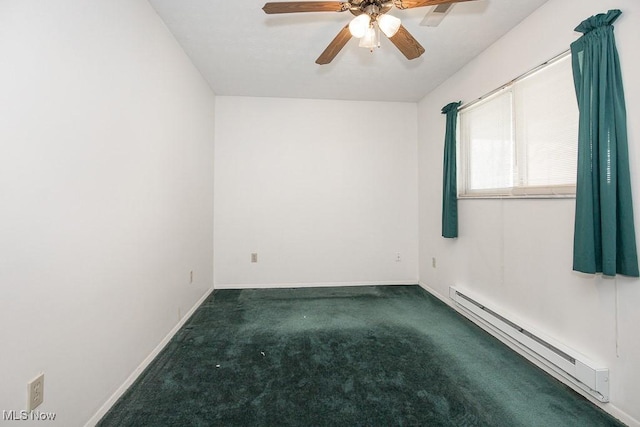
[262,0,476,64]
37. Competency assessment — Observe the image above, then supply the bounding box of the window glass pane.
[462,90,513,191]
[458,52,578,198]
[514,56,578,187]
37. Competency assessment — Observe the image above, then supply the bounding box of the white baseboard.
[418,282,639,427]
[214,280,417,290]
[85,287,215,427]
[417,281,450,302]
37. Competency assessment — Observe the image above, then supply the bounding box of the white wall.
[0,1,216,425]
[417,0,640,424]
[214,96,418,288]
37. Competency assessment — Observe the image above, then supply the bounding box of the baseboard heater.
[449,286,609,402]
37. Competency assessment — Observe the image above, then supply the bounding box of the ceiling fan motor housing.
[349,0,394,16]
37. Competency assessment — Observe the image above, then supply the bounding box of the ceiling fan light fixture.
[349,14,370,38]
[377,14,401,37]
[358,25,379,51]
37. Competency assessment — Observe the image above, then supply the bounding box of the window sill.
[458,194,576,200]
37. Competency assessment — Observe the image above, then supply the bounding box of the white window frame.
[458,52,577,199]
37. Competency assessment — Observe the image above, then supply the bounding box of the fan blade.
[263,1,348,14]
[393,0,474,10]
[388,25,425,60]
[316,25,352,64]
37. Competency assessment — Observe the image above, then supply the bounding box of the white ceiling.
[148,0,549,102]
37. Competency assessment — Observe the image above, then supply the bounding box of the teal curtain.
[442,101,461,238]
[571,9,639,277]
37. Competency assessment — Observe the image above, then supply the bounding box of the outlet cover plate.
[27,373,44,411]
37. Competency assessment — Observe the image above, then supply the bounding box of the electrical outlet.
[432,257,437,268]
[395,253,401,262]
[190,270,193,283]
[27,373,44,411]
[251,253,258,263]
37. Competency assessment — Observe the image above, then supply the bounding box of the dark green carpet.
[98,285,624,426]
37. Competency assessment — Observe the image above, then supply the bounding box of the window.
[459,53,578,198]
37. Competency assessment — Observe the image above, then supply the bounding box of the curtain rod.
[458,49,571,112]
